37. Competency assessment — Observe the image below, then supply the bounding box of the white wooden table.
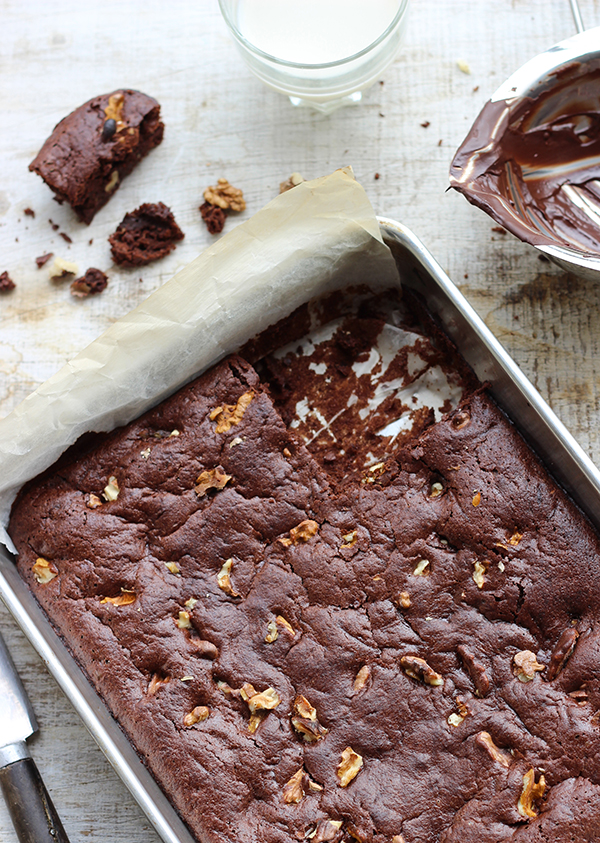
[1,1,599,841]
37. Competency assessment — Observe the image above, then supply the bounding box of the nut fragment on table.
[279,172,305,193]
[48,256,78,280]
[336,747,363,787]
[204,178,246,212]
[513,650,545,682]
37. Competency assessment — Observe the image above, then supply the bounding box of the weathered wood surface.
[1,1,599,841]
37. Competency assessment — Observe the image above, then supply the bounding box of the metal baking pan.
[1,218,600,843]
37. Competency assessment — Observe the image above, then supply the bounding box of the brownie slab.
[29,89,164,224]
[9,320,600,841]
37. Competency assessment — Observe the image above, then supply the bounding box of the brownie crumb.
[438,139,443,146]
[374,173,380,180]
[492,226,507,234]
[70,268,108,298]
[200,201,226,234]
[60,232,73,244]
[88,239,93,245]
[24,208,35,217]
[35,253,54,268]
[0,271,16,292]
[421,120,431,128]
[49,219,59,231]
[109,202,184,267]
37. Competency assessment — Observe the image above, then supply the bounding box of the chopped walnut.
[102,475,120,501]
[290,519,319,544]
[204,178,246,212]
[568,687,588,705]
[86,493,103,509]
[217,558,240,597]
[457,645,490,697]
[311,820,344,843]
[447,712,465,727]
[282,768,305,804]
[244,686,281,714]
[279,172,306,193]
[100,588,136,606]
[447,697,468,727]
[276,615,295,636]
[176,610,192,629]
[229,436,244,448]
[452,409,471,429]
[265,621,279,643]
[413,559,430,576]
[472,490,481,506]
[140,447,151,460]
[336,747,363,787]
[517,768,546,818]
[194,466,231,496]
[165,561,180,575]
[476,731,511,767]
[400,655,443,686]
[183,705,209,726]
[147,673,170,696]
[513,650,545,682]
[103,170,119,194]
[341,530,358,548]
[362,461,387,483]
[48,256,78,280]
[184,597,198,609]
[547,627,579,681]
[391,836,406,843]
[429,481,444,498]
[398,591,411,608]
[353,665,370,693]
[291,694,327,742]
[508,530,523,546]
[32,557,58,584]
[104,92,126,128]
[472,559,488,589]
[210,391,254,433]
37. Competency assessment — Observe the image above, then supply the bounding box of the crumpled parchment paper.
[0,168,399,550]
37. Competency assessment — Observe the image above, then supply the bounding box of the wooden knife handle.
[0,756,70,843]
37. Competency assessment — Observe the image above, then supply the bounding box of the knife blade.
[0,630,70,843]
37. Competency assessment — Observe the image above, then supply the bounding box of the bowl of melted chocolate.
[450,26,600,280]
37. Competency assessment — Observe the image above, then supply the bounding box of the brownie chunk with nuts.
[9,308,600,842]
[29,90,164,224]
[109,202,184,266]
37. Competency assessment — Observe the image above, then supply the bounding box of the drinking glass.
[218,0,410,113]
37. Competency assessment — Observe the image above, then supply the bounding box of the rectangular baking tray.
[1,218,600,843]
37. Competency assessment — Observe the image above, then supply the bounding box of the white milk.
[236,0,401,64]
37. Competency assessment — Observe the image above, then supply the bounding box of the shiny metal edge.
[1,217,600,843]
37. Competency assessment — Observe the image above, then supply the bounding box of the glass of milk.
[218,0,410,113]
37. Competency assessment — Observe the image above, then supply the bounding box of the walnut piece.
[147,673,170,696]
[290,519,319,544]
[238,683,281,733]
[204,178,246,212]
[165,561,180,575]
[472,559,488,589]
[517,768,546,818]
[176,610,192,629]
[87,493,103,509]
[282,768,305,804]
[48,256,78,280]
[104,92,126,128]
[336,747,363,787]
[265,621,279,643]
[276,615,295,636]
[398,591,411,608]
[413,559,430,576]
[279,172,305,193]
[311,820,344,843]
[513,650,545,682]
[217,558,240,597]
[102,475,120,502]
[194,466,231,497]
[429,481,444,498]
[400,655,443,686]
[547,627,579,681]
[32,557,58,584]
[457,645,490,697]
[183,705,209,726]
[353,665,370,693]
[475,731,511,767]
[472,490,481,506]
[100,588,136,606]
[210,391,254,433]
[340,529,358,548]
[291,694,327,742]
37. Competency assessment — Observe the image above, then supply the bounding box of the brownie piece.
[70,268,108,298]
[29,90,164,224]
[109,202,184,266]
[9,334,600,840]
[0,271,15,292]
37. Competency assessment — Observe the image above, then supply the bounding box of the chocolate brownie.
[8,306,600,842]
[109,202,184,266]
[29,90,164,224]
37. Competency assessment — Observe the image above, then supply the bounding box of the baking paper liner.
[0,168,399,550]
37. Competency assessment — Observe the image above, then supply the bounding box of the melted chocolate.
[450,61,600,255]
